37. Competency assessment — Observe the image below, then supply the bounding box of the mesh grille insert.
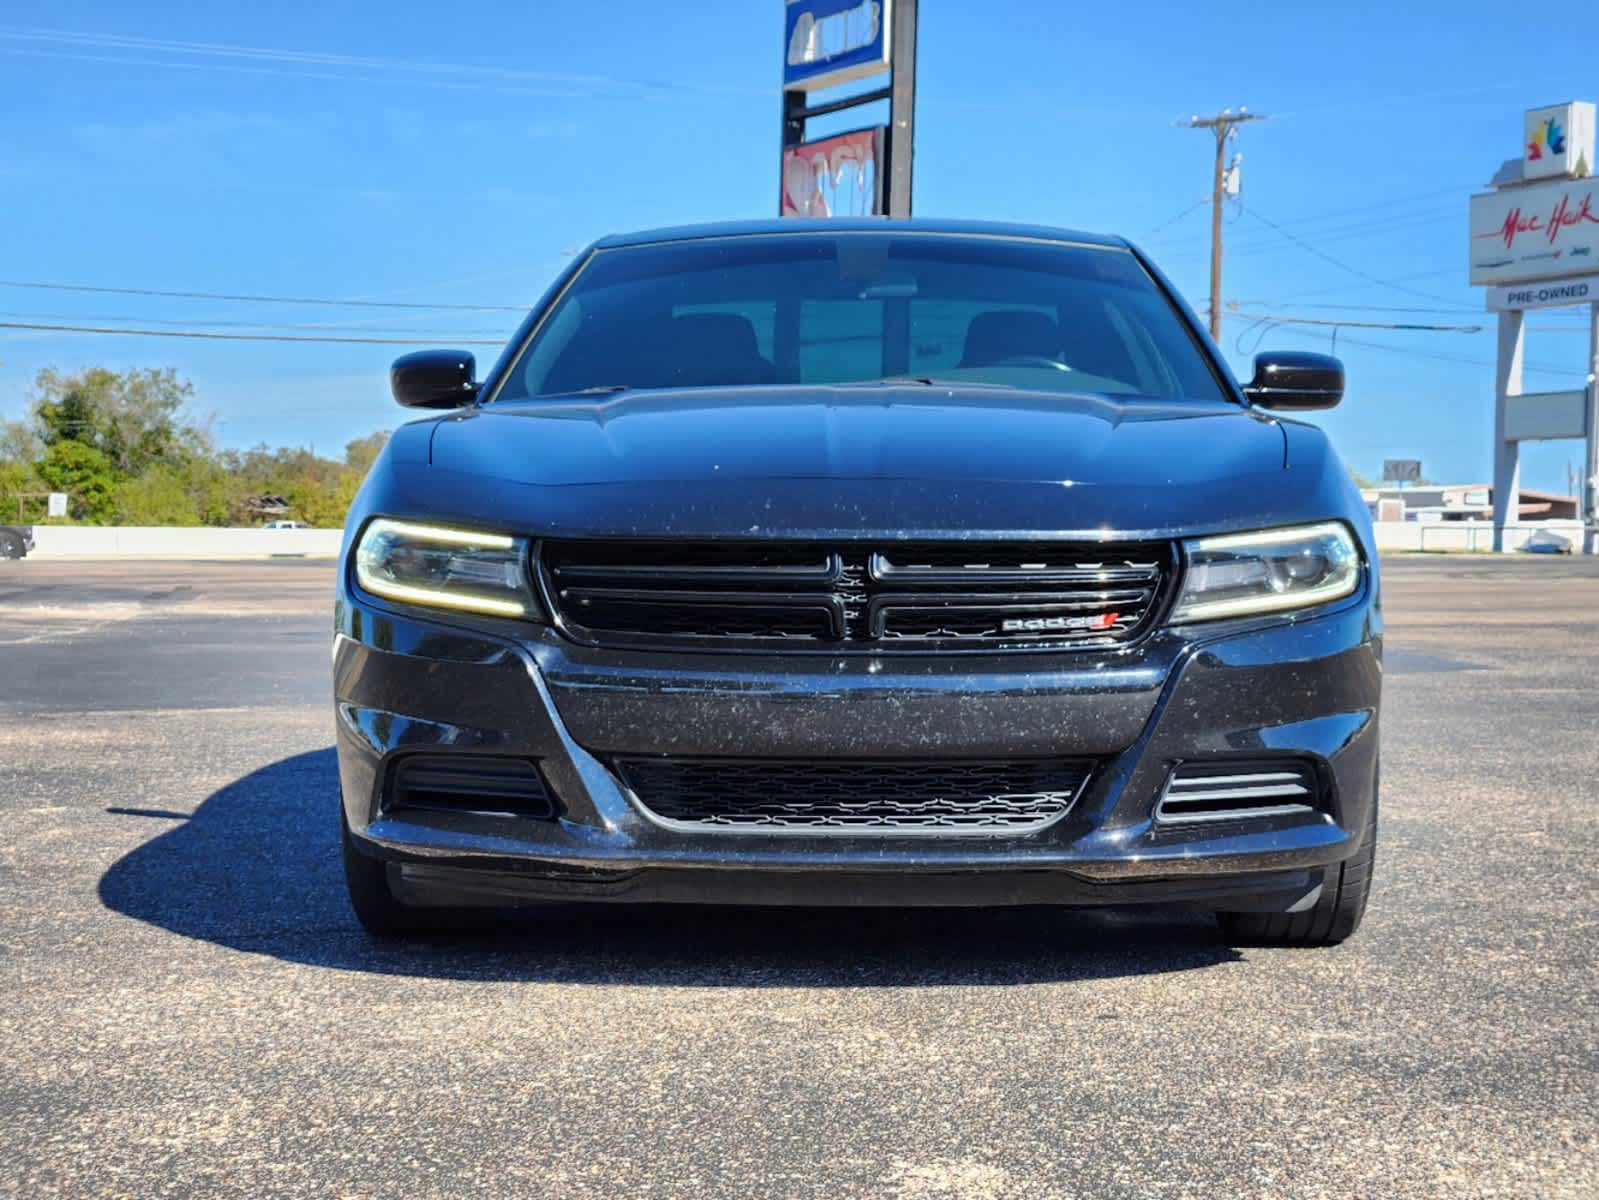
[616,757,1094,832]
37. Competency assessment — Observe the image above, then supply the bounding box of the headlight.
[1171,521,1360,623]
[354,518,537,618]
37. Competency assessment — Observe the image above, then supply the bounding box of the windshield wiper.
[824,376,943,388]
[871,376,1015,389]
[533,385,633,399]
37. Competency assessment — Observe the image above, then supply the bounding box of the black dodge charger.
[335,219,1380,946]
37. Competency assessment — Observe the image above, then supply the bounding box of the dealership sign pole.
[780,0,916,218]
[1469,101,1599,553]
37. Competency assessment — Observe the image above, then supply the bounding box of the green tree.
[0,420,45,522]
[344,431,390,476]
[113,466,202,526]
[36,439,117,522]
[31,366,205,476]
[1,418,43,464]
[112,458,242,526]
[0,460,41,524]
[222,444,349,527]
[12,366,394,527]
[330,430,391,521]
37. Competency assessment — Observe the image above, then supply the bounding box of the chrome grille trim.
[1155,762,1321,825]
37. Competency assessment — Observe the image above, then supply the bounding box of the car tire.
[0,532,24,560]
[1217,779,1377,948]
[341,808,424,938]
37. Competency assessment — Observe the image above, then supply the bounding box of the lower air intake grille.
[386,755,555,819]
[1155,761,1320,825]
[616,757,1094,832]
[538,539,1174,652]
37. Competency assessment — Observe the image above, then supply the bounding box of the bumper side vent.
[387,755,555,819]
[1156,761,1320,825]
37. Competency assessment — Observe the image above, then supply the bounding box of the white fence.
[29,526,343,558]
[1371,519,1585,553]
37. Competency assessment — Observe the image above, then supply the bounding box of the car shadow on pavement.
[99,748,1242,985]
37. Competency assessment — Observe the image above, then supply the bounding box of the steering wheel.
[987,355,1072,372]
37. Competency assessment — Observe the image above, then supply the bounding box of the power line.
[0,321,504,346]
[1213,205,1460,258]
[1247,268,1459,306]
[1229,316,1578,377]
[0,310,508,337]
[1135,197,1213,239]
[0,25,767,97]
[1228,308,1484,357]
[1229,311,1483,332]
[0,45,590,97]
[0,278,527,313]
[1142,186,1462,247]
[1236,186,1463,230]
[1234,206,1463,304]
[1157,204,1459,261]
[1225,300,1481,315]
[1330,332,1581,377]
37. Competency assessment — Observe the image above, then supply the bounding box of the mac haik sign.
[784,0,891,92]
[1469,176,1599,285]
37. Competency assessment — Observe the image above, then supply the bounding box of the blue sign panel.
[784,0,892,93]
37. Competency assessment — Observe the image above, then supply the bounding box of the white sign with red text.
[1469,176,1599,285]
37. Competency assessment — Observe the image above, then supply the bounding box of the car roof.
[592,218,1130,252]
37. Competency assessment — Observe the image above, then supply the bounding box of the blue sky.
[1,1,1596,490]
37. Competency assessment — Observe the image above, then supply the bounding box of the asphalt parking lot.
[3,555,1597,1199]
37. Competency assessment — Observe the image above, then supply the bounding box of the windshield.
[493,233,1230,404]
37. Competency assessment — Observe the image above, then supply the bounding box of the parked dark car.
[335,219,1380,946]
[0,524,34,559]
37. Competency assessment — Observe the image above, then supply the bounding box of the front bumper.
[334,592,1381,912]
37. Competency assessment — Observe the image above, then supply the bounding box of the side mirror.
[1243,351,1344,411]
[391,350,479,409]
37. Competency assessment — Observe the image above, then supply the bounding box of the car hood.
[401,386,1325,541]
[433,387,1283,485]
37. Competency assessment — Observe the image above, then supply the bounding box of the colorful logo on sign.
[1528,115,1567,162]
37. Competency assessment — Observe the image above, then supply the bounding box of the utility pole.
[886,0,918,219]
[1187,108,1266,341]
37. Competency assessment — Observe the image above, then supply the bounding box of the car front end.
[334,220,1381,945]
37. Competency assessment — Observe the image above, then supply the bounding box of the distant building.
[1361,484,1578,523]
[244,493,293,522]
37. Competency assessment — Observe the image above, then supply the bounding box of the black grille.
[386,755,555,819]
[540,539,1172,651]
[615,757,1094,832]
